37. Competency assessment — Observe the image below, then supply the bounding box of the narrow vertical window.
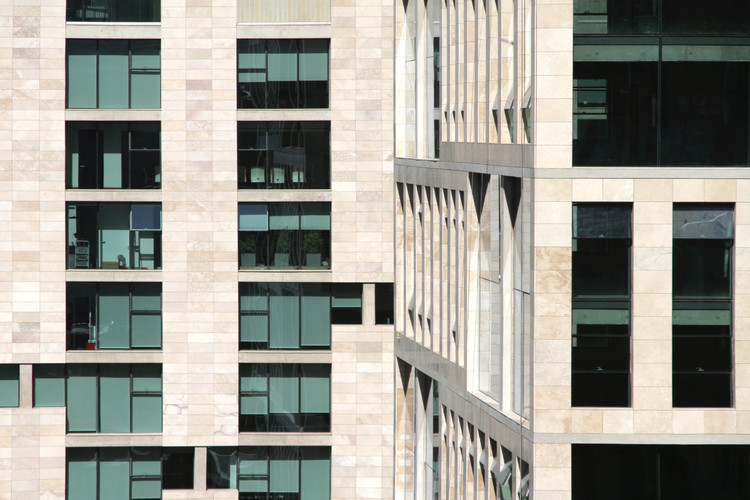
[673,204,733,407]
[572,204,632,406]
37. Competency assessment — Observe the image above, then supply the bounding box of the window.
[239,364,330,432]
[375,283,395,325]
[67,0,161,22]
[33,364,65,407]
[573,0,750,35]
[239,122,330,189]
[240,283,362,350]
[67,122,161,189]
[238,39,329,109]
[67,39,160,109]
[207,446,330,500]
[572,204,631,407]
[67,202,162,270]
[0,365,19,407]
[67,447,193,500]
[573,444,750,499]
[573,1,750,167]
[673,204,733,407]
[64,364,162,433]
[239,202,330,269]
[67,282,162,350]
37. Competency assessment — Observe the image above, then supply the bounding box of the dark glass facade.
[574,0,750,166]
[572,204,632,407]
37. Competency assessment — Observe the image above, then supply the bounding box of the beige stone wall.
[1,0,395,498]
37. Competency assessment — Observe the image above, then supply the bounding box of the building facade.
[394,0,750,499]
[0,0,395,499]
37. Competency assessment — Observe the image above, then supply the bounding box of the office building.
[0,0,395,499]
[393,0,750,499]
[5,0,750,499]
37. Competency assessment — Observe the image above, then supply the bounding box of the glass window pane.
[240,283,268,311]
[67,364,98,432]
[132,364,162,392]
[131,73,160,109]
[132,395,162,432]
[241,314,269,343]
[572,239,631,298]
[240,365,268,392]
[132,448,161,476]
[300,203,330,229]
[270,291,300,348]
[270,455,299,493]
[331,284,362,308]
[301,284,330,347]
[131,40,160,70]
[673,205,734,239]
[239,204,269,231]
[99,448,130,500]
[241,395,268,416]
[301,448,330,500]
[269,366,299,414]
[131,204,162,231]
[67,40,98,108]
[269,206,300,230]
[268,40,298,81]
[101,128,123,188]
[98,40,130,109]
[67,448,97,500]
[298,40,329,81]
[131,315,161,348]
[131,283,161,311]
[131,479,161,499]
[0,365,19,407]
[300,365,330,414]
[573,62,658,166]
[673,240,732,298]
[573,204,632,238]
[99,284,130,349]
[34,364,65,407]
[238,40,267,70]
[100,364,131,432]
[661,63,748,166]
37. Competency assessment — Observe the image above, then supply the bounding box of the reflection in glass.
[238,122,329,189]
[67,282,162,350]
[238,39,329,109]
[67,122,161,189]
[67,0,161,22]
[573,62,657,166]
[239,364,330,432]
[238,202,331,269]
[572,204,631,407]
[67,203,162,270]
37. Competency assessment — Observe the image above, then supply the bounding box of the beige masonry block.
[602,179,634,201]
[634,411,672,434]
[602,409,634,434]
[673,179,705,202]
[571,179,602,202]
[704,411,736,434]
[536,179,572,202]
[704,178,736,202]
[571,409,603,434]
[632,385,671,410]
[634,179,673,202]
[672,410,704,434]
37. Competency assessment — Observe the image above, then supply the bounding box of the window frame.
[571,203,633,408]
[64,363,163,434]
[66,39,161,110]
